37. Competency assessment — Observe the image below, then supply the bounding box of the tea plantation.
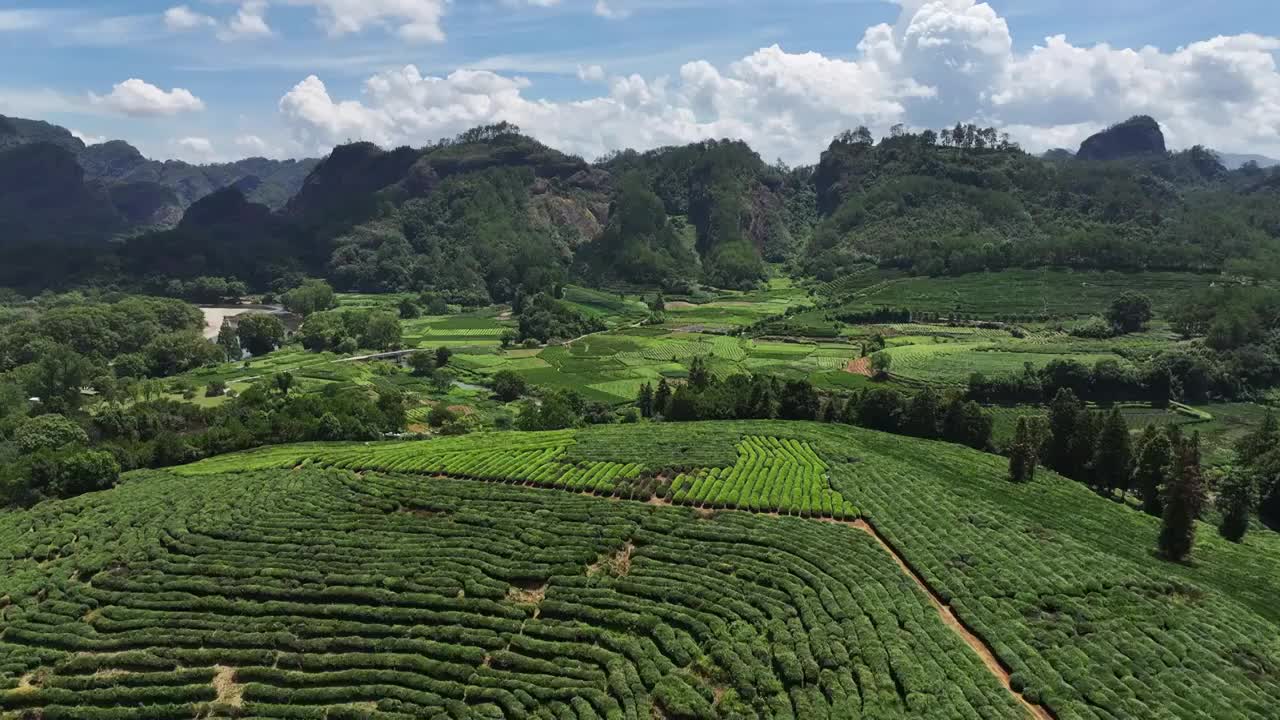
[2,422,1279,719]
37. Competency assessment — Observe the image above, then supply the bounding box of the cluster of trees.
[160,276,249,303]
[514,388,617,431]
[575,175,697,287]
[297,308,402,354]
[230,314,287,356]
[1009,389,1245,559]
[1229,412,1280,530]
[805,122,1280,280]
[0,413,119,506]
[634,358,996,451]
[515,291,604,344]
[0,293,205,372]
[0,377,407,506]
[1069,292,1155,338]
[968,358,1169,406]
[0,294,246,417]
[959,284,1279,404]
[971,351,1278,410]
[281,279,337,316]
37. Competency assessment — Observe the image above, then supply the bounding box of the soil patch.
[212,665,244,708]
[846,356,872,376]
[506,581,548,605]
[587,542,634,577]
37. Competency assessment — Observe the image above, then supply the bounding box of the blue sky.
[3,1,1280,163]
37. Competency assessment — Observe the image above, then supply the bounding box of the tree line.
[1006,388,1267,562]
[632,357,996,451]
[1,375,406,507]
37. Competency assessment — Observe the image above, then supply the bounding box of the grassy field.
[4,422,1278,718]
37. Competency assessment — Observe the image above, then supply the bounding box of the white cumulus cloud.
[272,0,1280,162]
[70,129,107,146]
[89,79,205,117]
[175,136,218,162]
[163,5,216,31]
[577,64,606,82]
[219,1,273,40]
[593,1,630,20]
[284,0,448,42]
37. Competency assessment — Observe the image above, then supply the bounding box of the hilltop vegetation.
[9,113,1280,299]
[805,121,1280,280]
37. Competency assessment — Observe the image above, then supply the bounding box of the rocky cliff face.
[1077,116,1167,161]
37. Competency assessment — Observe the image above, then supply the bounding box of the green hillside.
[3,422,1277,719]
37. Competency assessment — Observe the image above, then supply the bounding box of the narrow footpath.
[850,518,1056,720]
[406,472,1056,719]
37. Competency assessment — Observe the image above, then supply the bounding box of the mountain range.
[0,114,317,226]
[4,113,1280,295]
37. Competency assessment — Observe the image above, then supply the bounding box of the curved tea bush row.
[117,420,1280,720]
[808,424,1280,720]
[0,468,1023,719]
[178,431,858,520]
[666,437,857,519]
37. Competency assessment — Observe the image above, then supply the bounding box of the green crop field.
[882,342,1129,384]
[4,422,1278,719]
[836,270,1219,321]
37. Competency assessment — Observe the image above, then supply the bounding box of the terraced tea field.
[881,342,1129,385]
[4,422,1279,719]
[834,270,1219,321]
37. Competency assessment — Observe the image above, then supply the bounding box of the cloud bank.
[273,0,1280,164]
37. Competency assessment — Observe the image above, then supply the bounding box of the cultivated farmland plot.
[836,269,1217,320]
[4,422,1278,719]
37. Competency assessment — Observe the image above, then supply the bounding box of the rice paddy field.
[4,421,1278,719]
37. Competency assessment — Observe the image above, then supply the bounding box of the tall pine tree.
[1008,416,1039,483]
[1046,389,1082,476]
[1216,472,1255,543]
[1133,425,1173,516]
[216,321,241,361]
[636,383,655,418]
[1068,409,1099,483]
[654,378,672,417]
[903,388,942,439]
[687,356,712,391]
[1159,432,1204,562]
[1092,408,1133,497]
